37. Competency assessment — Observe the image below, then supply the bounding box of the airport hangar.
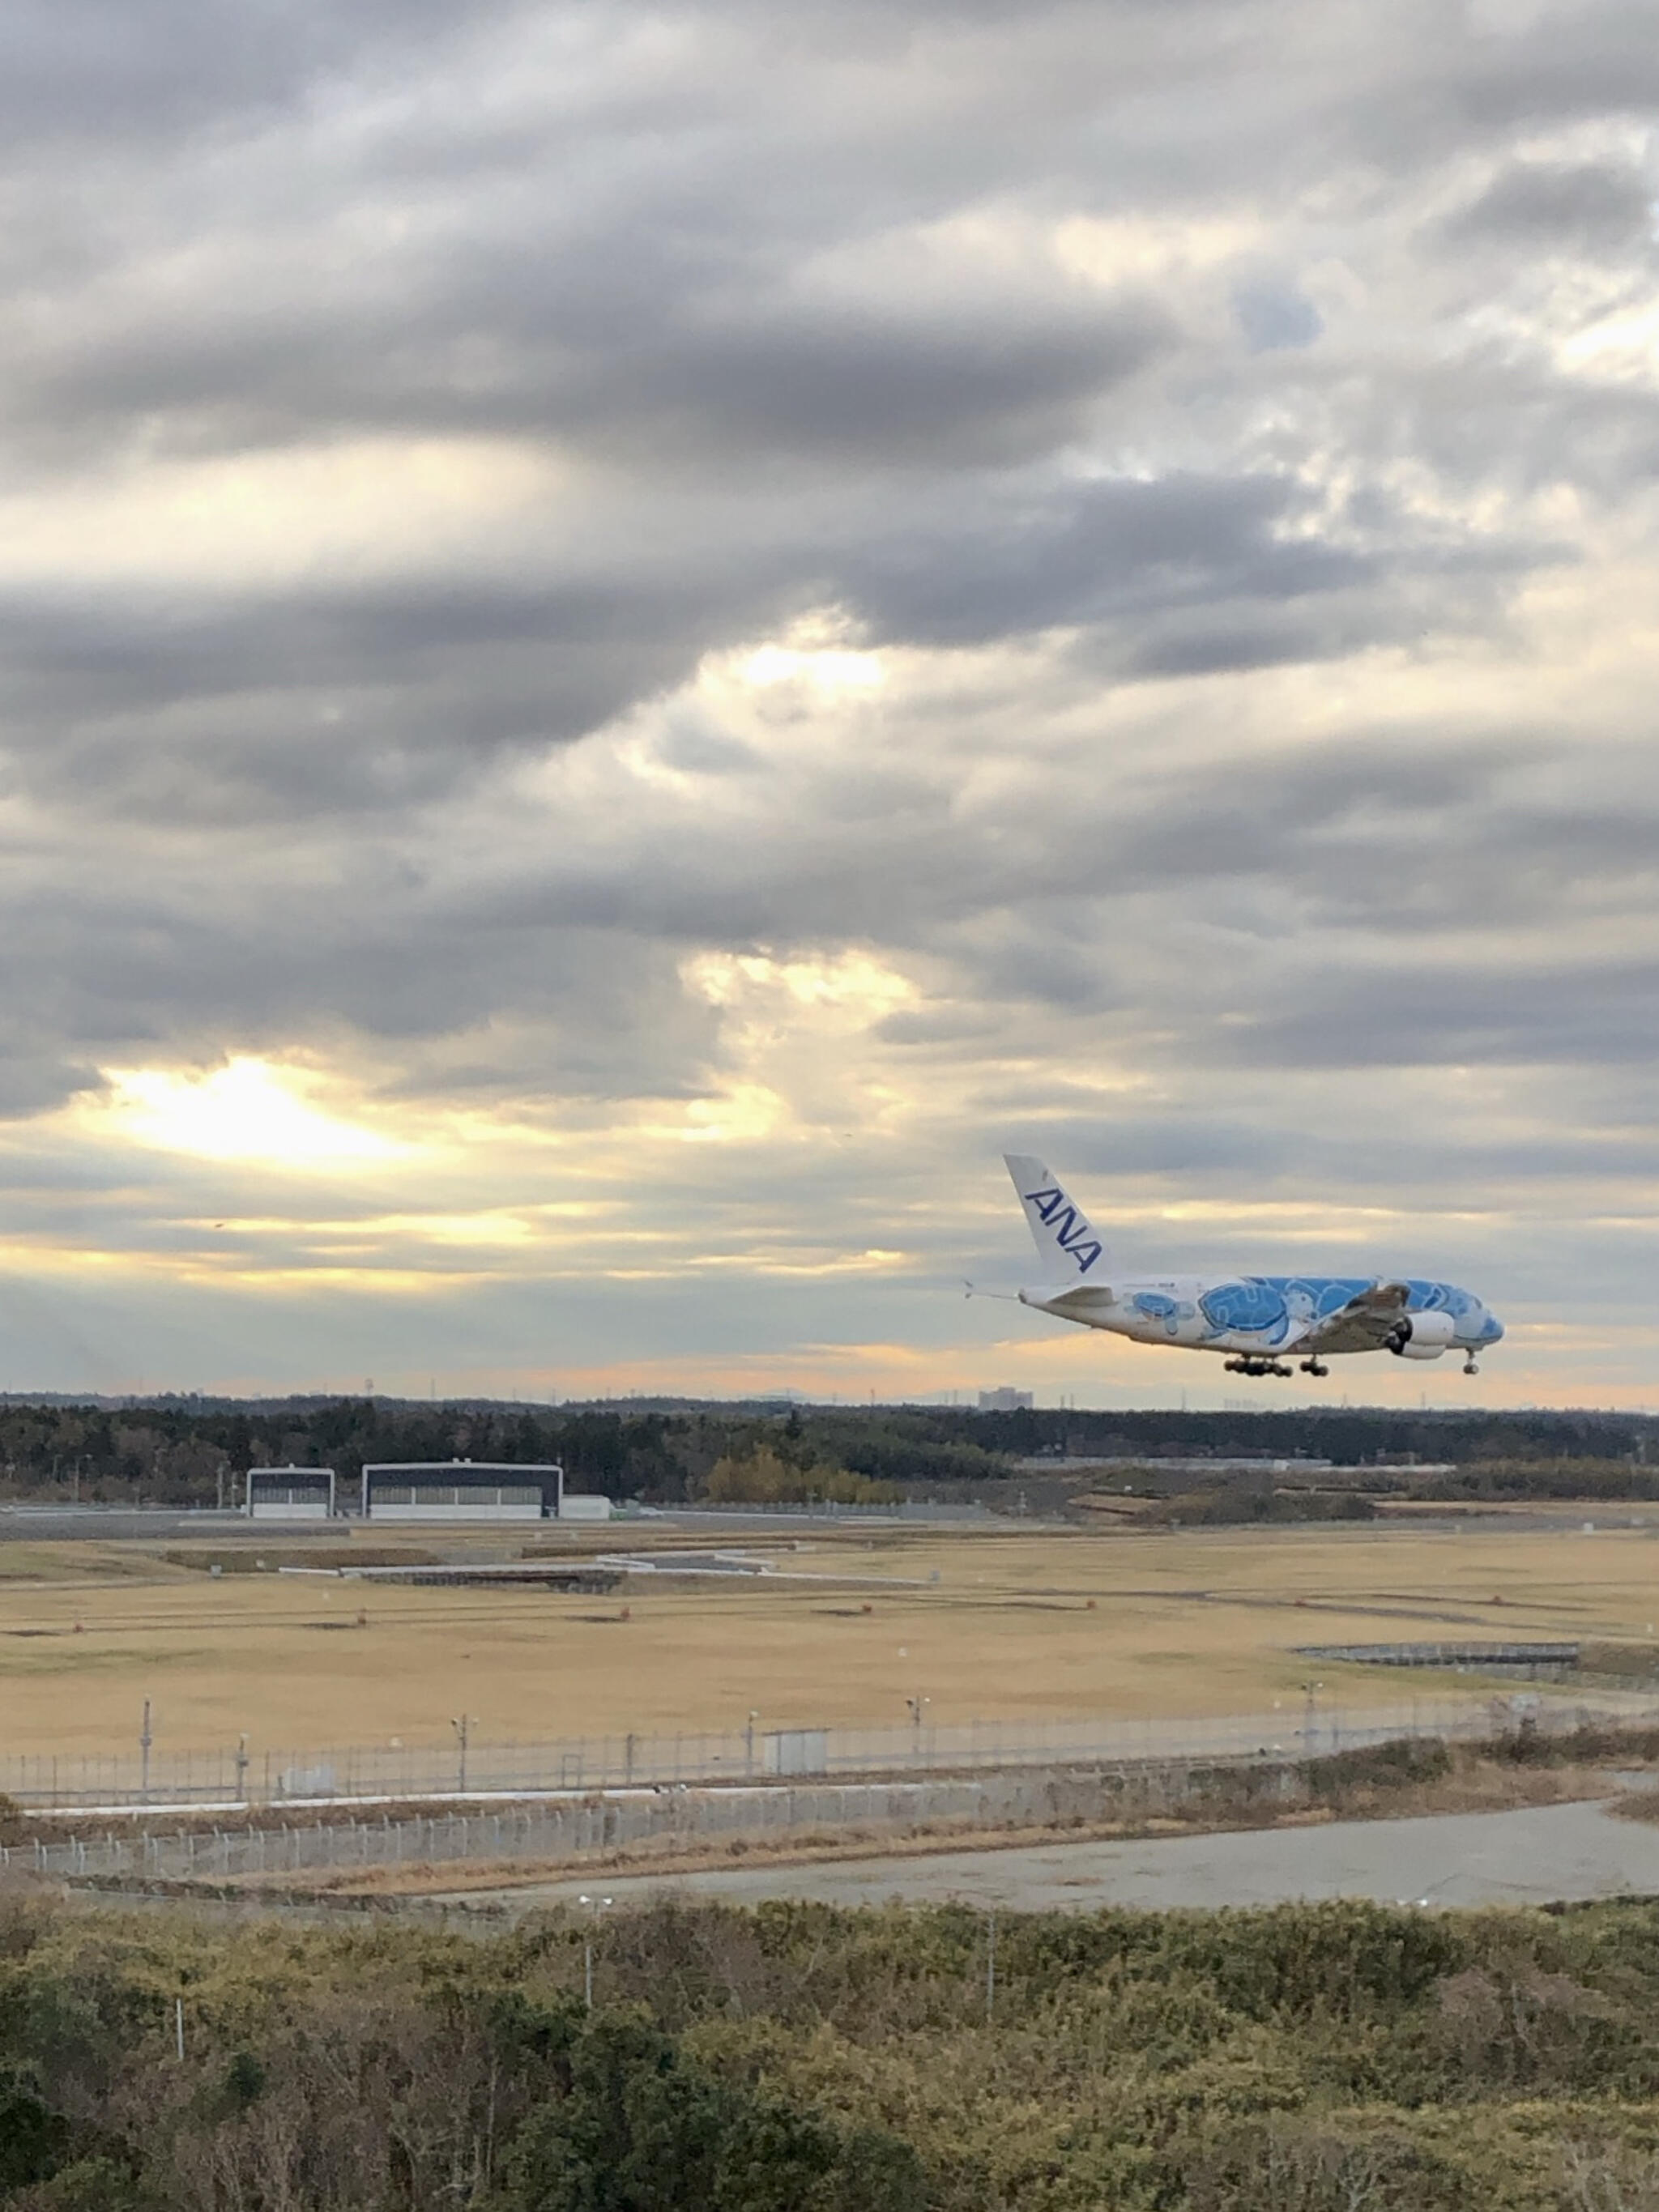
[245,1460,612,1523]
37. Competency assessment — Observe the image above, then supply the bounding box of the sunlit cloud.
[0,439,565,588]
[96,1059,412,1170]
[741,643,885,692]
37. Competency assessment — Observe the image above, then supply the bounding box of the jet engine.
[1387,1310,1459,1358]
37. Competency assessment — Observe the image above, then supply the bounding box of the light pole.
[746,1711,758,1775]
[906,1695,930,1763]
[577,1894,613,2010]
[140,1699,153,1802]
[452,1715,471,1795]
[1300,1679,1323,1754]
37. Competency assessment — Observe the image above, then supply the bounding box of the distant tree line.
[966,1401,1659,1468]
[0,1396,1650,1506]
[0,1400,1005,1507]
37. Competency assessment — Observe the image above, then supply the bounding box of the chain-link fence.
[12,1775,1045,1885]
[6,1686,1654,1813]
[14,1689,1657,1889]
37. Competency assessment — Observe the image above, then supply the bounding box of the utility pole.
[140,1700,153,1801]
[451,1715,470,1795]
[1300,1679,1323,1754]
[745,1711,758,1775]
[578,1895,612,2010]
[906,1695,930,1760]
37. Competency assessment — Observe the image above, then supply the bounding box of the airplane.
[997,1153,1503,1379]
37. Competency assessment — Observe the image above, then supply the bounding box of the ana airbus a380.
[1000,1154,1504,1379]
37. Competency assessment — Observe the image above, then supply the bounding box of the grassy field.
[0,1517,1656,1759]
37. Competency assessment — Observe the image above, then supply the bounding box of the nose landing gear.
[1463,1359,1479,1376]
[1299,1359,1329,1378]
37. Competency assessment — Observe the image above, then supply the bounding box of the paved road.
[434,1799,1659,1916]
[0,1508,249,1541]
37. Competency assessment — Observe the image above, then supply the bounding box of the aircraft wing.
[1297,1281,1413,1355]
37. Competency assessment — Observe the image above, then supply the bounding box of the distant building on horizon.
[977,1386,1034,1413]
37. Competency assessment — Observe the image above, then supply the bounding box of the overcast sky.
[2,0,1657,1407]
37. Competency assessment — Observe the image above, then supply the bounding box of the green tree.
[501,2014,923,2212]
[0,2064,68,2192]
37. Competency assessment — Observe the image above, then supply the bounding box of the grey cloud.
[1,0,1658,1385]
[872,1007,1004,1046]
[1440,160,1656,251]
[0,0,506,146]
[23,235,1173,473]
[1221,959,1659,1072]
[654,714,762,777]
[574,299,1175,467]
[1333,2,1659,170]
[842,473,1374,647]
[0,570,762,820]
[0,1040,100,1119]
[979,1093,1659,1208]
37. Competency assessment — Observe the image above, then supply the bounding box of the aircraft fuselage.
[1021,1273,1503,1360]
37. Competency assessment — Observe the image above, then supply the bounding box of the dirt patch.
[165,1548,440,1574]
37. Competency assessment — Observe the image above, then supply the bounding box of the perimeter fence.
[6,1687,1656,1814]
[14,1690,1659,1889]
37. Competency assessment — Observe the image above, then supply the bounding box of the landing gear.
[1299,1359,1329,1378]
[1463,1360,1479,1376]
[1225,1357,1294,1378]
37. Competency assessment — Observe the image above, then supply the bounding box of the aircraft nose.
[1482,1312,1504,1343]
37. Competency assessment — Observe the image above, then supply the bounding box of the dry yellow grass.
[0,1518,1655,1760]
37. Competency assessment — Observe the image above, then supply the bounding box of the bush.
[11,1892,1659,2204]
[1299,1737,1453,1798]
[701,1449,898,1507]
[501,2012,923,2211]
[0,2064,68,2193]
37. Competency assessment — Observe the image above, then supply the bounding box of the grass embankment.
[7,1887,1659,2206]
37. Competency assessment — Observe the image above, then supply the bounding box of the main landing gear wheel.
[1299,1360,1328,1377]
[1225,1357,1294,1377]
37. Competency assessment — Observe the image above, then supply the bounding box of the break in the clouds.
[0,0,1657,1406]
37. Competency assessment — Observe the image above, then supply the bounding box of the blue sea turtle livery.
[1004,1154,1504,1375]
[1195,1277,1501,1349]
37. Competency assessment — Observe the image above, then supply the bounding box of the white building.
[360,1460,563,1521]
[246,1466,336,1519]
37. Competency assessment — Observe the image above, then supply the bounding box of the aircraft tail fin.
[1003,1153,1107,1279]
